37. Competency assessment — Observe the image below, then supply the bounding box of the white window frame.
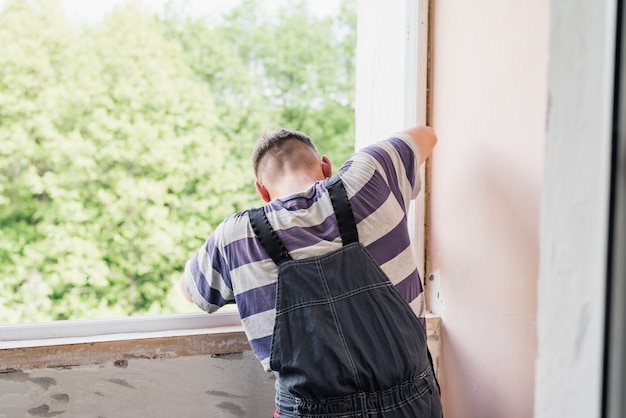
[0,312,243,349]
[0,0,429,347]
[355,0,429,276]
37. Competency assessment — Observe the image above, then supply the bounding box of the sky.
[59,0,242,23]
[56,0,340,23]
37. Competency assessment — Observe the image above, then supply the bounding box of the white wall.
[428,0,548,416]
[535,0,616,416]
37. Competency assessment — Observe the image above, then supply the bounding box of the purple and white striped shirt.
[184,133,424,371]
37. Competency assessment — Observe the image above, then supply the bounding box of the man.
[181,125,442,417]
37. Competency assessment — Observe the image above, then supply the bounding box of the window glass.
[0,0,356,323]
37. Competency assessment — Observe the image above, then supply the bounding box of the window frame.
[355,0,430,278]
[0,312,242,349]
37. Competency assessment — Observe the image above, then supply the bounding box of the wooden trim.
[425,315,441,377]
[0,331,250,371]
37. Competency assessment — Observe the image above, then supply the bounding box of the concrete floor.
[0,351,276,418]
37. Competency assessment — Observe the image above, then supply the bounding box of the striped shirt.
[184,133,425,372]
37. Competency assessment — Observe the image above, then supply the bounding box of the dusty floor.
[0,351,275,418]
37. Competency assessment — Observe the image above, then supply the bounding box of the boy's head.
[252,128,331,202]
[251,129,319,181]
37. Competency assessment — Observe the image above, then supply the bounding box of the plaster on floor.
[0,351,276,418]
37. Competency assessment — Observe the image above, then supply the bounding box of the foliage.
[0,0,356,322]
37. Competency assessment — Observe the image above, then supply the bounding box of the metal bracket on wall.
[425,270,444,316]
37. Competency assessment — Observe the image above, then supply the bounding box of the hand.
[403,125,437,163]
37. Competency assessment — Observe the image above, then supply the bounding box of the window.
[0,0,357,328]
[0,0,433,346]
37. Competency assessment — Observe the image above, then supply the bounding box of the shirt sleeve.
[183,223,236,313]
[340,133,422,212]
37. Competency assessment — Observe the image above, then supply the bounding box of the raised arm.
[402,125,437,163]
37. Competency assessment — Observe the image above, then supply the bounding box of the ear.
[255,181,271,203]
[321,155,332,179]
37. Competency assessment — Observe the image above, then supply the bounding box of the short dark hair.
[251,128,319,179]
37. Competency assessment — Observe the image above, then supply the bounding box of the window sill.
[0,312,247,370]
[0,314,441,373]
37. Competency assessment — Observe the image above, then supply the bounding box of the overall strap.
[249,207,292,266]
[326,176,359,245]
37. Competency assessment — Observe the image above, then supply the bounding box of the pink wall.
[428,1,548,417]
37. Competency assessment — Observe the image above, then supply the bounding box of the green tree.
[0,0,77,321]
[48,4,238,319]
[0,1,237,321]
[0,0,356,323]
[254,0,356,162]
[168,0,357,173]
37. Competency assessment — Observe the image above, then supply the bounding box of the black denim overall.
[249,177,442,418]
